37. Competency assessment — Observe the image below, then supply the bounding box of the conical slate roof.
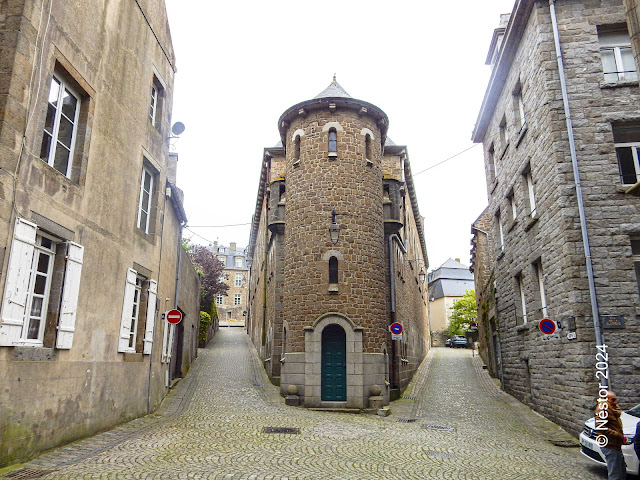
[313,75,352,99]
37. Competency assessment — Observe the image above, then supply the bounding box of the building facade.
[472,0,640,433]
[211,242,249,325]
[0,0,199,465]
[246,78,430,408]
[427,258,475,346]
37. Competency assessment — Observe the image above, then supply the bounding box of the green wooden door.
[321,325,347,401]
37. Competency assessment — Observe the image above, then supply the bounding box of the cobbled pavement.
[3,329,612,480]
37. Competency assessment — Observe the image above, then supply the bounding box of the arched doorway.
[321,324,347,401]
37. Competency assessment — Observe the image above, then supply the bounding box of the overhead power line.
[412,143,480,177]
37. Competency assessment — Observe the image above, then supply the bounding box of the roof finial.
[332,73,336,84]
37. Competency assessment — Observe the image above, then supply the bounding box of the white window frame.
[509,192,517,222]
[216,294,223,305]
[525,171,537,218]
[497,213,505,252]
[599,30,638,82]
[1,218,84,348]
[41,75,81,178]
[234,294,241,306]
[535,261,548,318]
[517,273,528,324]
[150,84,158,126]
[615,141,640,184]
[235,257,243,268]
[226,311,233,319]
[235,274,243,287]
[137,166,154,233]
[128,277,143,351]
[21,234,56,345]
[517,92,526,128]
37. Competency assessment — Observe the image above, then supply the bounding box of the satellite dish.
[171,122,185,136]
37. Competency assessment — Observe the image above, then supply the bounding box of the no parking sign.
[539,319,556,335]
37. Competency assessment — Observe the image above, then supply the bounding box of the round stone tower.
[277,77,391,408]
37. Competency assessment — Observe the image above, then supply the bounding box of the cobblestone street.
[3,329,610,480]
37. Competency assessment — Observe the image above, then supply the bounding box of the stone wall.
[477,0,640,434]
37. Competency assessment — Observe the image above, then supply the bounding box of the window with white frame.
[137,165,154,233]
[516,272,528,324]
[513,82,526,129]
[234,294,241,306]
[487,143,496,184]
[524,168,537,218]
[40,75,80,177]
[118,268,157,354]
[235,273,243,287]
[0,218,84,348]
[499,115,507,148]
[218,256,226,265]
[496,211,505,253]
[235,257,243,268]
[598,27,638,83]
[534,259,548,319]
[216,294,223,305]
[149,75,164,130]
[508,189,517,223]
[226,311,233,319]
[613,124,640,185]
[631,238,640,296]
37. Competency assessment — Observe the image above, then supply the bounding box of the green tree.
[445,290,477,337]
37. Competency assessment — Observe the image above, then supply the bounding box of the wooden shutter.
[56,242,84,349]
[143,279,157,354]
[118,268,137,352]
[0,218,37,346]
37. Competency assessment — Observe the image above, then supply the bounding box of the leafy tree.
[445,290,477,337]
[188,245,228,312]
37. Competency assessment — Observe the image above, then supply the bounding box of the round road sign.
[166,309,182,325]
[539,318,556,335]
[390,322,403,335]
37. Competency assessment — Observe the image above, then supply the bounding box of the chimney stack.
[230,242,237,252]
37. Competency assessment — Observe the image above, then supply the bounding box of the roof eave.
[472,0,534,143]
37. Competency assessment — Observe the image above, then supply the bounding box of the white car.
[579,404,640,475]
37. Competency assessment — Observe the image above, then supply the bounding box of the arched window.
[329,256,338,284]
[365,134,372,159]
[294,135,301,161]
[328,128,337,155]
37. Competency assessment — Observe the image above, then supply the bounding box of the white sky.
[165,0,516,272]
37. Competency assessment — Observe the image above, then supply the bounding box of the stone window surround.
[360,127,375,166]
[322,121,344,159]
[302,313,364,408]
[322,249,344,294]
[291,129,304,167]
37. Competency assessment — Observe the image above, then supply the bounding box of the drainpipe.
[388,234,407,390]
[549,0,607,385]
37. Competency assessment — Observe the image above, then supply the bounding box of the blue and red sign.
[390,322,403,335]
[539,319,556,335]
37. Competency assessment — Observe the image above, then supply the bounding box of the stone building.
[246,78,430,408]
[211,241,249,326]
[427,258,475,346]
[471,0,640,433]
[0,0,199,465]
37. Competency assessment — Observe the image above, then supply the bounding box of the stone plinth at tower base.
[279,315,390,408]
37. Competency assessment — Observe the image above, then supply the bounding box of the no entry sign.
[166,309,182,325]
[539,319,556,335]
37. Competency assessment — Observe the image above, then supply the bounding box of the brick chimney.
[230,242,237,252]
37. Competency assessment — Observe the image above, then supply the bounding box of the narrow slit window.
[365,134,372,159]
[328,129,337,155]
[329,256,338,284]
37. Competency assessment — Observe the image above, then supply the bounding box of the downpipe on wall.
[549,0,607,385]
[388,234,407,390]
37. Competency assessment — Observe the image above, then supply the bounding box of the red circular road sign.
[539,319,556,335]
[390,322,403,335]
[166,309,182,325]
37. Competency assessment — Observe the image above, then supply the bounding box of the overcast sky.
[165,0,516,272]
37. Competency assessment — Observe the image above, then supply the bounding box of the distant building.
[246,77,430,408]
[211,242,249,326]
[427,259,475,345]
